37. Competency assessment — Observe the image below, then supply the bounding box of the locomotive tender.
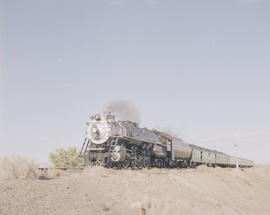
[79,112,254,169]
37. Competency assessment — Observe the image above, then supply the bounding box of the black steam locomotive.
[79,112,253,169]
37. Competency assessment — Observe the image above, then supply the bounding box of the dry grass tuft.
[0,156,40,181]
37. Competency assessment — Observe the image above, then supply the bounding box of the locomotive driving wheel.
[116,162,122,169]
[137,157,144,170]
[105,158,113,168]
[122,159,129,169]
[130,159,137,169]
[143,158,150,168]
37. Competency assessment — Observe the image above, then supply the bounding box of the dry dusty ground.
[0,162,270,215]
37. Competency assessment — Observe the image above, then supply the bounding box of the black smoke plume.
[104,100,140,124]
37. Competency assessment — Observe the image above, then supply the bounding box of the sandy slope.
[0,165,270,215]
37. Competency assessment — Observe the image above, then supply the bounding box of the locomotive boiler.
[79,112,253,169]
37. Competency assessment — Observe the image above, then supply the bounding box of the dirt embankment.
[0,159,270,215]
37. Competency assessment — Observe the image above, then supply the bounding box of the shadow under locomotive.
[79,113,253,169]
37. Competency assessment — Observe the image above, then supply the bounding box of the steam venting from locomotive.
[104,100,141,124]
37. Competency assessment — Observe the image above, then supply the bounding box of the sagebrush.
[49,147,82,168]
[0,157,40,181]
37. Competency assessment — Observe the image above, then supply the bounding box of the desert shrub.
[49,147,82,169]
[0,157,40,180]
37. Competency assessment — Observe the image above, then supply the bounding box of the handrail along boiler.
[79,112,254,169]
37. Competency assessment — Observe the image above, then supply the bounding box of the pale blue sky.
[1,0,270,163]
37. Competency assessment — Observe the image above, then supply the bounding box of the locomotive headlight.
[91,127,100,137]
[114,145,121,152]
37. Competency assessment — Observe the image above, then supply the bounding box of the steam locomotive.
[79,112,254,169]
